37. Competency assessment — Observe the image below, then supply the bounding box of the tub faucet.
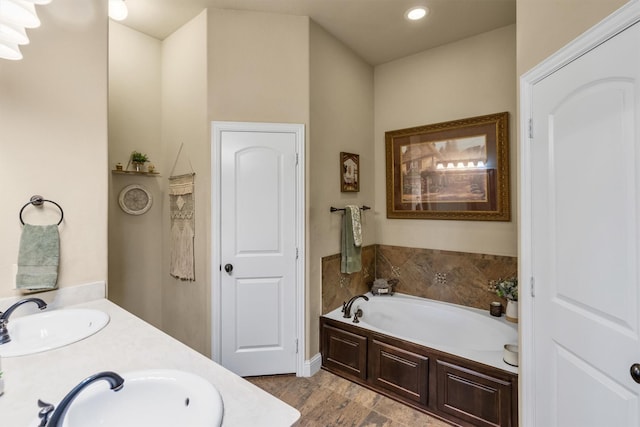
[342,294,369,318]
[0,297,47,344]
[352,308,363,323]
[39,371,125,427]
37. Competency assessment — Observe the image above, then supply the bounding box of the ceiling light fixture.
[0,0,53,61]
[0,0,41,28]
[0,39,23,60]
[0,20,30,44]
[405,6,429,21]
[108,0,128,21]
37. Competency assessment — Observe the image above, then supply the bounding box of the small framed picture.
[340,152,359,192]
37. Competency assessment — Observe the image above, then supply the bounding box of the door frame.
[210,121,306,376]
[519,1,640,424]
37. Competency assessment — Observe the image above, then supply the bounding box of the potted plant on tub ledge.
[130,151,149,172]
[489,276,518,323]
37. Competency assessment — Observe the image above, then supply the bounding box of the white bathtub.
[324,292,518,373]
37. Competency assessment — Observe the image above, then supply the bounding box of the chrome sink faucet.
[0,297,47,322]
[38,371,125,427]
[342,294,369,318]
[0,297,47,344]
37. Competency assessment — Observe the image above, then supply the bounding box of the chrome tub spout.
[342,294,369,318]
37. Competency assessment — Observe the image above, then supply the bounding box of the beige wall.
[374,25,518,257]
[0,0,107,298]
[308,22,374,357]
[160,11,209,355]
[108,8,310,358]
[108,22,163,328]
[208,9,311,356]
[108,12,208,354]
[208,9,309,124]
[517,0,628,75]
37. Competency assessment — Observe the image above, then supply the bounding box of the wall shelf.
[112,170,161,177]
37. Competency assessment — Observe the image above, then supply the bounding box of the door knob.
[224,264,233,274]
[630,363,640,383]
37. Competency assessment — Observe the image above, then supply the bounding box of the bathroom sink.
[58,369,224,427]
[0,308,109,357]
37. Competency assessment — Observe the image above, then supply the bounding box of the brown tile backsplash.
[321,245,376,314]
[322,244,517,314]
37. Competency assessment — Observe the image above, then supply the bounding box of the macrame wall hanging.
[169,143,195,281]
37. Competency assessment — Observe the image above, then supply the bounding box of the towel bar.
[19,195,64,226]
[330,205,370,212]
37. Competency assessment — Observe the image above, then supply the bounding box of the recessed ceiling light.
[108,0,129,21]
[405,6,429,21]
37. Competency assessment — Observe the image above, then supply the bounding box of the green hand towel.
[341,206,362,274]
[16,224,59,290]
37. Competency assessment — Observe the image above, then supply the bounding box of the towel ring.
[19,195,64,226]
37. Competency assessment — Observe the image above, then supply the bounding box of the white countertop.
[0,298,300,426]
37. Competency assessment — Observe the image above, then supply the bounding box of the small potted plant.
[130,151,149,172]
[489,276,518,322]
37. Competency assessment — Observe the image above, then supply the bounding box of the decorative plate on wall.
[118,184,152,215]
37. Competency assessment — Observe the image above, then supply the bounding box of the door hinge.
[296,247,299,260]
[528,118,533,139]
[295,338,299,354]
[296,153,299,165]
[530,276,535,297]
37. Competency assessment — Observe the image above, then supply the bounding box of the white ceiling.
[120,0,516,65]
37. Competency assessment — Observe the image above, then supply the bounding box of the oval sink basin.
[61,369,224,427]
[0,309,109,357]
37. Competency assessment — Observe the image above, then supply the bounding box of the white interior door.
[530,20,640,426]
[216,124,300,377]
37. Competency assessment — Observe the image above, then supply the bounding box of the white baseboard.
[301,353,322,377]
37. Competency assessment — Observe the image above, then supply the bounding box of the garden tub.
[321,293,519,426]
[324,292,518,373]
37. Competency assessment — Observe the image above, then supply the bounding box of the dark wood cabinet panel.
[437,359,515,427]
[369,339,429,405]
[321,321,368,380]
[320,317,518,426]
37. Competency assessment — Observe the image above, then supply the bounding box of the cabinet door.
[369,339,429,406]
[321,322,368,380]
[437,359,514,427]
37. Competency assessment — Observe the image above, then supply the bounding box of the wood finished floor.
[246,369,454,427]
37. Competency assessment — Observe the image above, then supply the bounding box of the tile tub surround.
[322,245,376,315]
[377,245,517,310]
[322,245,516,313]
[0,299,300,426]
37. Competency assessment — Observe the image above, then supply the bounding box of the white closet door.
[218,126,299,377]
[530,21,640,427]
